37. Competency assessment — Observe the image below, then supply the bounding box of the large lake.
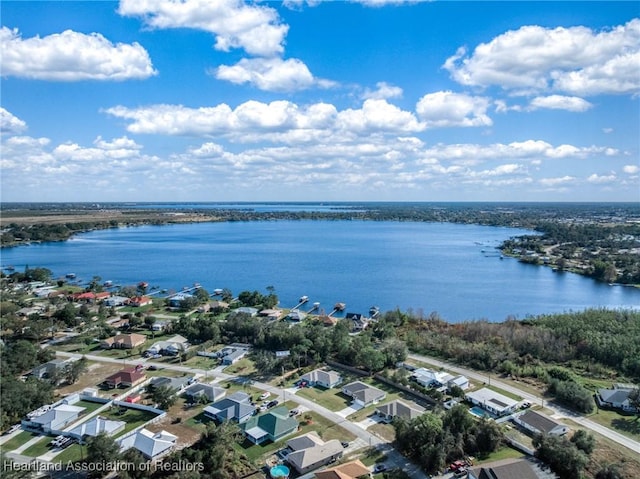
[2,220,638,321]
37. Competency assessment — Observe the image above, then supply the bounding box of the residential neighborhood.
[0,270,639,479]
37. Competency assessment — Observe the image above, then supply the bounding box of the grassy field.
[100,406,159,436]
[296,386,352,411]
[53,444,83,463]
[22,437,51,457]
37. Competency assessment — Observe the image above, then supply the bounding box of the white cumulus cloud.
[415,91,492,128]
[444,19,640,96]
[0,27,156,81]
[118,0,288,57]
[622,165,639,174]
[587,173,617,184]
[1,108,27,135]
[214,57,335,92]
[529,95,593,112]
[362,82,404,100]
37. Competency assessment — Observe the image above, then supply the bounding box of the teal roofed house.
[240,406,299,445]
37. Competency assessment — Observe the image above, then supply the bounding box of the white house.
[465,388,518,417]
[448,375,470,391]
[22,404,85,434]
[119,428,177,459]
[513,410,569,436]
[597,384,639,413]
[67,416,126,442]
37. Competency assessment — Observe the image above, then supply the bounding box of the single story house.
[342,381,386,407]
[148,376,192,394]
[286,432,344,475]
[119,428,177,460]
[465,388,519,417]
[412,368,454,388]
[287,310,307,322]
[448,375,470,391]
[31,359,72,380]
[22,404,85,434]
[203,391,255,423]
[234,307,259,317]
[145,335,189,356]
[376,399,425,423]
[167,293,193,308]
[596,384,639,413]
[104,367,147,389]
[104,296,129,307]
[467,458,539,479]
[314,460,371,479]
[259,309,283,320]
[128,296,153,307]
[513,410,569,436]
[67,416,126,442]
[101,333,146,350]
[221,348,248,365]
[240,406,299,445]
[183,382,226,403]
[299,369,342,389]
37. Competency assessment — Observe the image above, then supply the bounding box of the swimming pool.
[270,465,290,478]
[469,406,492,418]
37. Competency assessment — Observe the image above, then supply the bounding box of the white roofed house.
[465,388,519,417]
[67,416,126,442]
[118,428,177,460]
[447,375,470,391]
[412,367,454,388]
[22,404,86,434]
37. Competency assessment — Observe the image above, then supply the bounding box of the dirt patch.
[55,362,122,397]
[146,401,205,448]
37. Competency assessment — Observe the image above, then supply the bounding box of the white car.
[259,392,270,400]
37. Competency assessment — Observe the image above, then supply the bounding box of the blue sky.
[1,1,639,202]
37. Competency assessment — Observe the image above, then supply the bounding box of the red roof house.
[104,367,146,389]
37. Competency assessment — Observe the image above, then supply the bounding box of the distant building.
[101,333,146,350]
[103,367,146,389]
[467,458,539,479]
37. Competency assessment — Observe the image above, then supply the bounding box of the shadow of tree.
[611,417,640,436]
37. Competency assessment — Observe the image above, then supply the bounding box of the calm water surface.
[2,221,638,321]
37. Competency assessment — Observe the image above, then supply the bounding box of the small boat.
[66,273,76,279]
[103,280,113,287]
[213,288,223,295]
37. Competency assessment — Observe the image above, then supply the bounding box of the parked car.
[259,392,270,400]
[4,424,21,435]
[267,400,279,409]
[341,441,349,448]
[374,464,387,472]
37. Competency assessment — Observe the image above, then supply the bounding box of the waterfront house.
[103,367,146,389]
[299,369,342,389]
[168,293,193,308]
[240,406,299,445]
[376,399,425,423]
[596,384,639,413]
[104,296,129,307]
[183,382,226,403]
[234,307,259,317]
[22,404,85,434]
[101,333,146,350]
[128,296,153,307]
[145,335,189,357]
[119,428,177,460]
[259,308,283,320]
[203,391,254,423]
[341,381,386,407]
[285,432,344,475]
[513,410,569,436]
[314,460,371,479]
[287,310,307,322]
[67,416,126,442]
[465,388,518,417]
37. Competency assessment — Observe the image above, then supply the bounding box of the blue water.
[1,220,638,322]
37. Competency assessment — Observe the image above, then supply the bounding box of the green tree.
[595,464,624,479]
[533,434,588,479]
[570,429,596,455]
[150,384,178,411]
[64,357,88,384]
[85,433,120,478]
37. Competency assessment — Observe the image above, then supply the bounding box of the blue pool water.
[470,406,493,418]
[270,465,290,478]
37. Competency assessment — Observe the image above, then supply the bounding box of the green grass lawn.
[588,408,640,439]
[1,430,41,452]
[474,445,525,464]
[52,444,83,463]
[100,406,159,436]
[223,358,256,375]
[296,386,351,411]
[22,437,51,457]
[182,356,217,369]
[485,384,522,402]
[75,400,106,416]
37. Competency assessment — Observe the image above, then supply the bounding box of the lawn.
[588,408,640,440]
[296,386,351,411]
[474,446,525,464]
[223,358,256,376]
[1,430,40,452]
[100,406,160,436]
[53,444,83,463]
[75,400,107,416]
[22,437,51,457]
[182,355,217,369]
[485,384,523,402]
